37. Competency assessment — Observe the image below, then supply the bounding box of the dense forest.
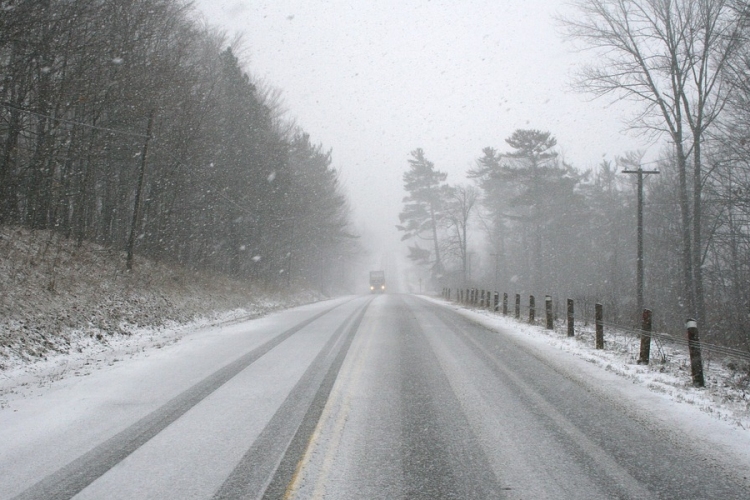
[399,0,750,352]
[0,0,358,292]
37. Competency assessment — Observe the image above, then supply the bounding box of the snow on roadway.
[422,295,750,474]
[0,297,325,410]
[0,297,357,497]
[2,292,749,485]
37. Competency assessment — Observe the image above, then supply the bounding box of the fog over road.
[2,295,747,499]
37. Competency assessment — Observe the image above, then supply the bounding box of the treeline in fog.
[398,0,750,350]
[0,0,357,292]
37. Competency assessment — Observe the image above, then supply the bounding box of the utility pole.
[490,252,499,291]
[287,218,294,287]
[622,165,659,316]
[127,110,155,271]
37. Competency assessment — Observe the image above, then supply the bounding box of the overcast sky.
[192,0,652,266]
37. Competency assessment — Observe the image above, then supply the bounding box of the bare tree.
[443,184,480,285]
[561,0,745,326]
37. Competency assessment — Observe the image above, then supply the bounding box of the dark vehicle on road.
[369,270,385,293]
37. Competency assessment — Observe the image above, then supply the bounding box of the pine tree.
[397,148,450,277]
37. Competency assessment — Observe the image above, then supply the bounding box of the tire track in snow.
[213,296,372,500]
[12,300,353,500]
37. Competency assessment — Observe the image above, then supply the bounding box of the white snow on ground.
[0,297,323,410]
[3,287,749,478]
[0,298,356,498]
[0,226,329,409]
[423,295,750,471]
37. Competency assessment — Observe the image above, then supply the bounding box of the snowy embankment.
[0,227,325,405]
[423,295,750,469]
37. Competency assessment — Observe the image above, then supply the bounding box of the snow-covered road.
[1,294,749,499]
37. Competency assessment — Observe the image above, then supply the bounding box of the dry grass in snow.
[0,226,323,381]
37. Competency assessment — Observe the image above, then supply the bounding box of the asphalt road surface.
[2,294,748,499]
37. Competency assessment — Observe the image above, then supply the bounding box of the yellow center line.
[283,322,374,499]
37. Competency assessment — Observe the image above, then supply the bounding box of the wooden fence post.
[595,303,604,349]
[545,295,553,329]
[481,290,486,308]
[529,295,535,324]
[567,299,574,337]
[515,294,520,319]
[686,319,705,387]
[503,293,508,315]
[638,309,652,364]
[494,292,499,312]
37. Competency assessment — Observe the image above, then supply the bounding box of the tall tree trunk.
[429,202,442,275]
[675,134,695,320]
[0,42,24,224]
[693,135,706,327]
[26,0,54,230]
[0,106,22,224]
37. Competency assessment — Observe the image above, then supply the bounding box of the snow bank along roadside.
[0,295,326,408]
[0,226,328,404]
[422,295,750,473]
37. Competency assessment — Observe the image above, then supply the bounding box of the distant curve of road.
[1,294,748,499]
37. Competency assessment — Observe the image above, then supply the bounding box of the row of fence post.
[441,287,705,387]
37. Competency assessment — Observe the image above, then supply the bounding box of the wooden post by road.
[638,309,652,365]
[503,293,508,315]
[595,303,604,349]
[545,295,553,329]
[515,294,520,319]
[686,319,705,387]
[567,299,574,337]
[494,292,499,312]
[529,295,535,324]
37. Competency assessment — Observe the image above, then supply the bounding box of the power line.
[1,101,150,139]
